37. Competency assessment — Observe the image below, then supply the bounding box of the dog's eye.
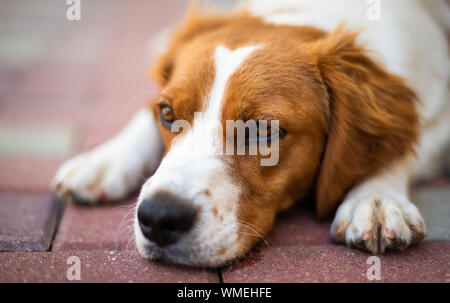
[159,104,175,128]
[245,121,287,144]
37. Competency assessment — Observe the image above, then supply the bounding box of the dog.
[52,0,450,267]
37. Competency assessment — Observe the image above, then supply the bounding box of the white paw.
[330,196,426,254]
[52,141,145,204]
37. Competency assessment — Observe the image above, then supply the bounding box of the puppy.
[53,0,450,267]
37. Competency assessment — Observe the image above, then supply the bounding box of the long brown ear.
[150,5,227,86]
[311,27,420,219]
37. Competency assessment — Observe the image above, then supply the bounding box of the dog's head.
[134,11,418,267]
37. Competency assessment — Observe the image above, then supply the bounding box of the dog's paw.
[52,142,144,204]
[330,196,426,254]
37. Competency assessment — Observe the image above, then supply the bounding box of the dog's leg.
[52,108,164,204]
[330,97,450,253]
[330,155,427,254]
[414,102,450,179]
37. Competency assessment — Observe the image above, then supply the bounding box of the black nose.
[137,192,197,247]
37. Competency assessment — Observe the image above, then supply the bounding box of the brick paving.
[52,199,136,252]
[0,0,448,283]
[0,193,64,252]
[0,251,218,283]
[221,242,450,283]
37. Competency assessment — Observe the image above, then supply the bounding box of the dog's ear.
[151,6,227,86]
[311,26,420,219]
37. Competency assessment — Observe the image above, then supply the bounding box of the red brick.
[0,158,63,192]
[5,64,97,107]
[0,251,218,282]
[0,193,64,251]
[222,242,450,283]
[52,198,138,251]
[268,203,332,246]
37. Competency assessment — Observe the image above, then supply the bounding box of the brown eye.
[159,104,175,128]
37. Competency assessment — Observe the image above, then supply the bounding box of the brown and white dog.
[53,0,450,267]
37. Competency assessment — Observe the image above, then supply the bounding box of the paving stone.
[0,0,117,70]
[0,250,218,282]
[52,199,138,251]
[5,64,98,107]
[0,0,69,21]
[0,34,51,69]
[267,203,332,246]
[50,28,113,66]
[0,68,15,99]
[0,123,77,157]
[46,0,123,65]
[0,193,64,251]
[222,242,450,283]
[0,158,65,192]
[411,187,450,241]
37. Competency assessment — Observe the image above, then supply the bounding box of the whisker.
[126,232,137,251]
[236,219,270,247]
[113,203,138,250]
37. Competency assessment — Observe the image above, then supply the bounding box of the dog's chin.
[134,227,247,268]
[135,241,243,268]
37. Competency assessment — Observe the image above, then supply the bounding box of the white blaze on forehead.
[136,45,262,265]
[197,44,262,156]
[141,44,262,197]
[205,44,261,122]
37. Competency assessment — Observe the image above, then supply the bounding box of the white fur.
[330,156,427,254]
[52,109,163,203]
[135,45,260,266]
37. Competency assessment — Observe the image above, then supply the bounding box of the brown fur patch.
[147,10,419,254]
[309,26,419,218]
